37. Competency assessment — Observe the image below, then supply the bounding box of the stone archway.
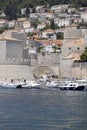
[33,66,56,79]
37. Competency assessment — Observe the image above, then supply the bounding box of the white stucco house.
[21,8,26,15]
[54,18,70,27]
[24,27,34,33]
[30,13,38,19]
[81,12,87,22]
[37,23,46,30]
[22,21,31,29]
[8,20,16,28]
[43,45,54,53]
[40,12,54,19]
[41,29,55,39]
[0,19,7,27]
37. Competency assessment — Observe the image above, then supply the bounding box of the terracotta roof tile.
[0,34,21,41]
[36,39,63,45]
[65,53,80,60]
[43,29,54,32]
[67,38,84,45]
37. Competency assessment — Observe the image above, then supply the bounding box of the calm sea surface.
[0,88,87,130]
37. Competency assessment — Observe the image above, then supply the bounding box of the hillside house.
[22,21,31,29]
[8,20,16,28]
[37,23,46,30]
[54,18,70,27]
[36,6,46,13]
[24,27,34,33]
[41,29,55,39]
[0,19,7,27]
[21,8,26,15]
[30,13,38,19]
[37,39,62,53]
[81,12,87,22]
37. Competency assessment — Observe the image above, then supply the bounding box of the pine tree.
[25,5,30,17]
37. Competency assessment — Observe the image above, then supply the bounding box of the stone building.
[0,31,34,81]
[64,28,83,43]
[0,35,22,60]
[60,28,87,78]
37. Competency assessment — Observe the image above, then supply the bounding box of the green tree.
[52,45,61,53]
[32,7,36,13]
[4,2,17,20]
[80,47,87,61]
[31,19,39,28]
[25,5,30,17]
[50,19,55,30]
[56,32,64,39]
[0,27,4,34]
[37,45,44,53]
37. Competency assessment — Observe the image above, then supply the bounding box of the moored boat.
[0,82,22,88]
[41,80,59,89]
[59,82,85,91]
[22,80,41,89]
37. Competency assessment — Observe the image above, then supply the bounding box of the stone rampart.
[64,29,82,43]
[0,64,34,82]
[38,53,60,67]
[0,58,30,65]
[72,62,87,78]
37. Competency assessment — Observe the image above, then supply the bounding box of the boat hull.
[59,85,85,91]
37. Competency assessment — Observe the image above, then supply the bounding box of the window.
[77,47,80,50]
[69,47,71,50]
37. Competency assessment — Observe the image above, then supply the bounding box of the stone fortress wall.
[64,29,83,43]
[1,29,87,81]
[31,29,87,79]
[0,64,34,82]
[61,29,87,78]
[38,53,60,67]
[0,31,34,81]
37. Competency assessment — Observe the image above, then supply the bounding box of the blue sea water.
[0,89,87,130]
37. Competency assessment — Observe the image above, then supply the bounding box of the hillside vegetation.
[0,0,87,20]
[0,0,87,9]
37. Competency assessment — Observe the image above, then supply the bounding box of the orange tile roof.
[33,35,39,39]
[36,39,63,45]
[65,53,81,60]
[68,38,84,45]
[17,17,27,22]
[0,34,21,41]
[43,29,54,33]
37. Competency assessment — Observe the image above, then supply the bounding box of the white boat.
[22,81,41,89]
[59,82,85,91]
[0,82,22,88]
[42,80,59,89]
[76,79,87,90]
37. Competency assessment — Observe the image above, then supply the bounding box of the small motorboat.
[22,81,41,89]
[42,80,59,89]
[59,82,85,91]
[0,82,22,88]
